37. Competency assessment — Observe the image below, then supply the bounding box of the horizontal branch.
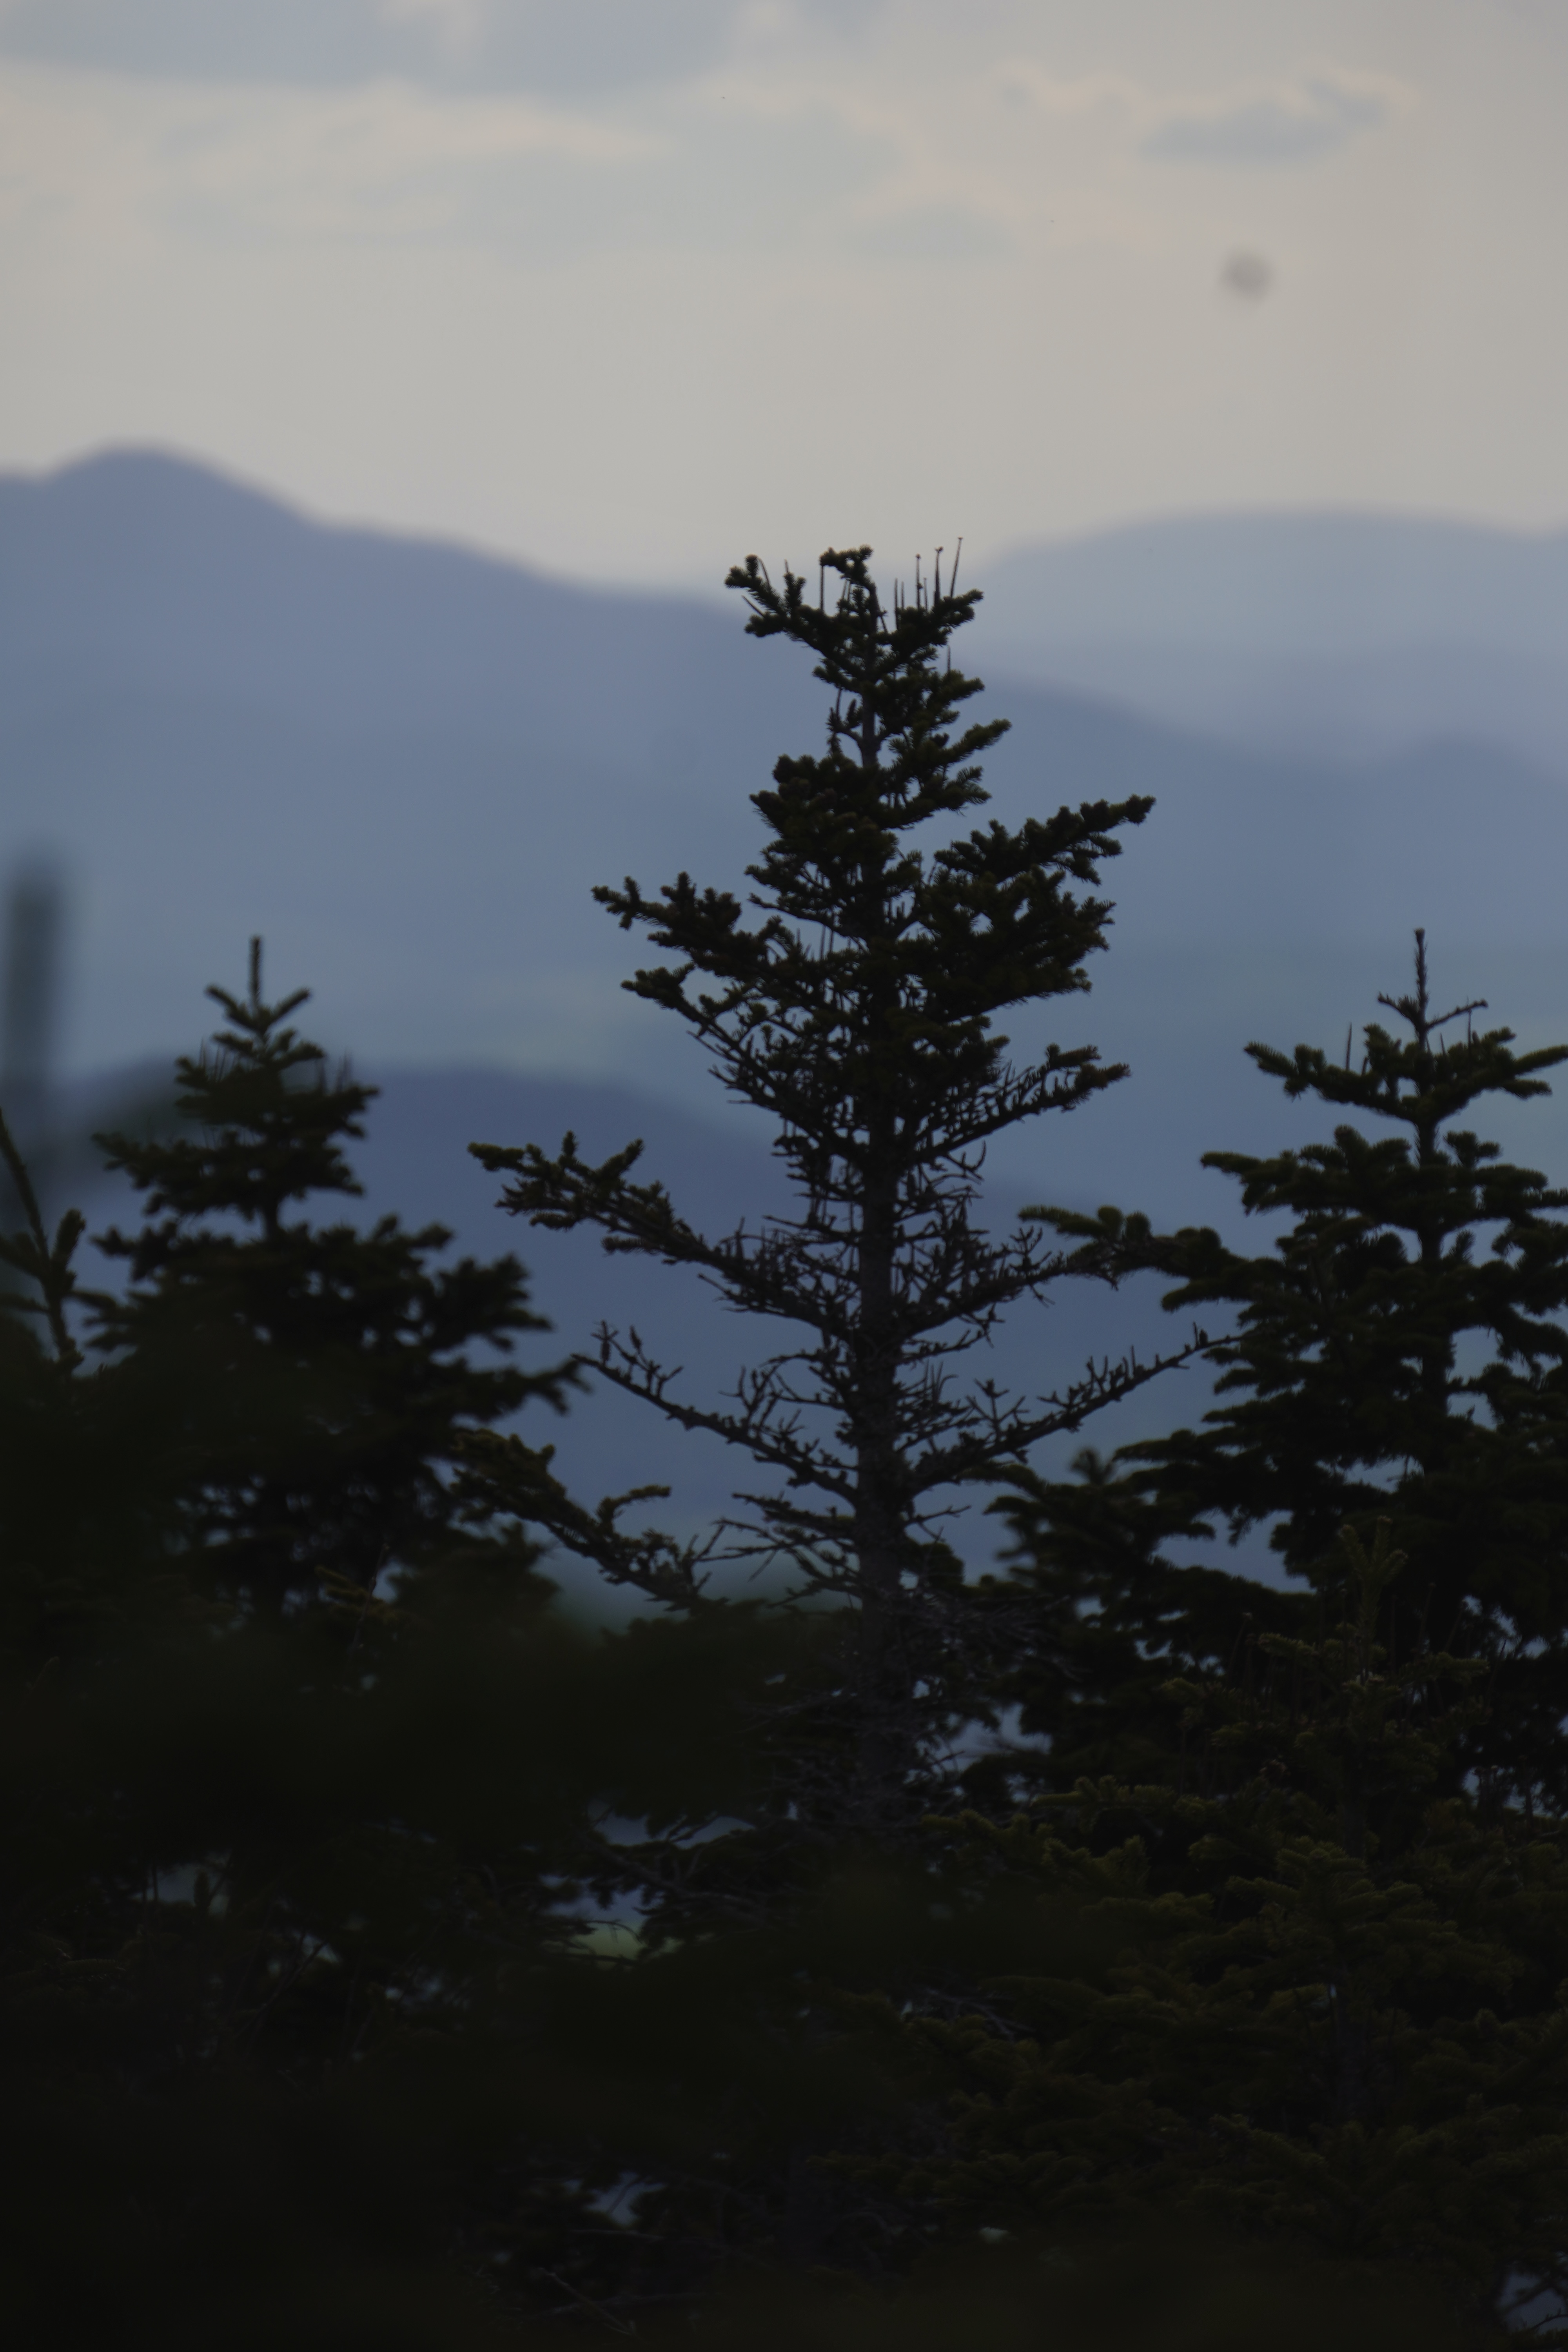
[451,1427,714,1608]
[576,1318,1213,1523]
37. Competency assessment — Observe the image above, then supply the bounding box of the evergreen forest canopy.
[7,546,1568,2348]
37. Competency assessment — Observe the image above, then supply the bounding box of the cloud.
[0,56,897,267]
[0,65,660,256]
[1144,70,1405,167]
[0,0,744,97]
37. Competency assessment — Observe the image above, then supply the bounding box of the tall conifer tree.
[473,546,1195,1825]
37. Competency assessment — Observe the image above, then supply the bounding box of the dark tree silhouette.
[474,545,1199,1824]
[1034,931,1568,1802]
[92,942,568,1610]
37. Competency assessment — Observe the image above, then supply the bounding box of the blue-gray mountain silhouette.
[6,448,1568,1574]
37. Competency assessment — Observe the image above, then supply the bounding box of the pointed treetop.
[96,938,373,1240]
[1240,928,1568,1147]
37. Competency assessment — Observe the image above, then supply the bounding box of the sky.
[0,0,1565,586]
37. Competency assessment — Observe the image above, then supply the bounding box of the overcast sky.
[0,0,1564,585]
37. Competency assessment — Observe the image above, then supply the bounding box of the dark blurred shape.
[1221,249,1273,301]
[0,858,63,1146]
[0,859,64,1239]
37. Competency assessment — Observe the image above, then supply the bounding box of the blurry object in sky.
[1,860,63,1147]
[0,858,64,1238]
[1221,250,1273,303]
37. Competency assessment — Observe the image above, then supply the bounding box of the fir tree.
[472,546,1196,1825]
[91,941,570,1611]
[1040,933,1568,1803]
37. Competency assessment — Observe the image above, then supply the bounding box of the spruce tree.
[1041,933,1568,1803]
[91,942,569,1611]
[472,546,1195,1826]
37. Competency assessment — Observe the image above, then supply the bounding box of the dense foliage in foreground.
[5,552,1568,2347]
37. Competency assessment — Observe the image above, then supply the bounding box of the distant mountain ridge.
[973,507,1568,772]
[981,508,1568,657]
[11,448,1568,1576]
[0,448,744,732]
[5,444,1568,1206]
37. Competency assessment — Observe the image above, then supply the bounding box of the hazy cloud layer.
[1145,71,1403,166]
[0,0,751,97]
[0,0,1564,584]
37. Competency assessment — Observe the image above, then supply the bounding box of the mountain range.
[5,449,1568,1580]
[975,507,1568,775]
